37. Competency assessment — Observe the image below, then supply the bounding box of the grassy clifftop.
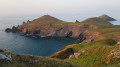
[50,39,120,67]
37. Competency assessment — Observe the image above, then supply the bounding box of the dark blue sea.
[0,14,119,56]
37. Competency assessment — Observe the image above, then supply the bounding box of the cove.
[0,31,79,56]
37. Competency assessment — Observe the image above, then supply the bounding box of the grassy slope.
[0,50,78,67]
[51,39,120,67]
[20,15,72,29]
[79,17,120,40]
[80,17,113,27]
[65,39,117,66]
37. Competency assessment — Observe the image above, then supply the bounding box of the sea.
[0,14,119,56]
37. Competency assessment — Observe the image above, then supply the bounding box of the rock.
[0,49,4,52]
[23,21,26,24]
[107,44,120,64]
[50,48,74,59]
[82,50,86,53]
[0,54,12,62]
[27,20,30,23]
[75,20,79,23]
[5,28,12,32]
[69,53,82,59]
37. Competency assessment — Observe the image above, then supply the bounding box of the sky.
[0,0,120,16]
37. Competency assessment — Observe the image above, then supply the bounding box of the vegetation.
[79,17,120,41]
[4,15,120,67]
[50,39,120,67]
[80,17,113,27]
[0,50,78,67]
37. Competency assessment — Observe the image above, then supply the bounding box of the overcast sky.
[0,0,120,15]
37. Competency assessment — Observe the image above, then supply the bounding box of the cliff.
[5,15,120,42]
[5,15,106,42]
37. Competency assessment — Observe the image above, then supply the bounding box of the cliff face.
[8,23,103,42]
[7,15,118,42]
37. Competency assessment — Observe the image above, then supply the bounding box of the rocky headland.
[3,14,120,67]
[11,23,103,42]
[5,14,120,42]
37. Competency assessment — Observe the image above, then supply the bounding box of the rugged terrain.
[5,15,119,42]
[50,39,120,67]
[4,14,120,67]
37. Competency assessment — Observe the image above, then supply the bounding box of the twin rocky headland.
[2,14,120,67]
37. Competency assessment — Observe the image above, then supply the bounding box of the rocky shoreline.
[5,15,108,43]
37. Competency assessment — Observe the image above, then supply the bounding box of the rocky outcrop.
[50,48,74,59]
[5,26,18,32]
[69,53,81,59]
[75,20,79,23]
[106,42,120,64]
[5,28,12,32]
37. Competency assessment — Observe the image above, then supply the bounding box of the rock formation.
[75,20,79,23]
[5,15,105,42]
[5,15,119,42]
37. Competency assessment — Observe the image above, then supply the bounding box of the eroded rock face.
[7,23,103,42]
[69,50,86,59]
[50,48,74,59]
[106,43,120,64]
[69,53,81,59]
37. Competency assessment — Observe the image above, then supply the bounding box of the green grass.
[18,15,73,32]
[65,39,118,67]
[50,39,119,67]
[0,49,79,67]
[79,17,113,27]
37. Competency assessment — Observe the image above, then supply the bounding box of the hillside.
[0,49,78,67]
[80,17,113,27]
[79,16,120,41]
[50,39,120,67]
